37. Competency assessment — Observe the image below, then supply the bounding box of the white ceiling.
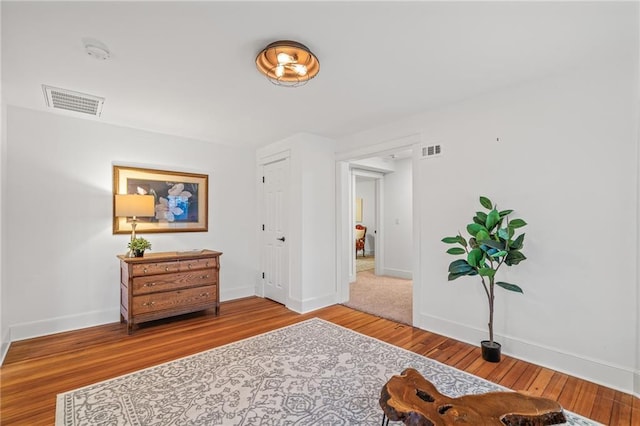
[2,1,637,149]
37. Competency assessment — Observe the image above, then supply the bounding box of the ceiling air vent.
[42,85,105,116]
[421,144,442,159]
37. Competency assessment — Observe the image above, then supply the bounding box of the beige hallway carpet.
[343,270,412,325]
[356,255,375,272]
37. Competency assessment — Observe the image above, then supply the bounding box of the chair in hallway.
[355,224,367,257]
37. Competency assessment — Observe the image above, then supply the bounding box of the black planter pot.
[133,250,145,258]
[481,340,501,363]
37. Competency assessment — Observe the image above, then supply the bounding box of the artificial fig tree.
[442,196,527,362]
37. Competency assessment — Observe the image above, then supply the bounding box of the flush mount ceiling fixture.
[255,40,320,87]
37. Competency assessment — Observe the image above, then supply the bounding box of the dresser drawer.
[132,269,216,295]
[119,250,222,333]
[132,285,216,315]
[132,261,180,276]
[180,257,218,271]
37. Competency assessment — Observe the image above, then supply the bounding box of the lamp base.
[127,220,138,258]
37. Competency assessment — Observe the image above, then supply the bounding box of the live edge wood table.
[118,250,222,334]
[380,368,566,426]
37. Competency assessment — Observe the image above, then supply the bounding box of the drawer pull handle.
[143,282,157,287]
[206,262,210,267]
[188,264,193,269]
[200,293,209,297]
[142,301,155,307]
[201,275,210,279]
[165,266,169,271]
[143,268,148,274]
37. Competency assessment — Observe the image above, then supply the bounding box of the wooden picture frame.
[113,165,208,234]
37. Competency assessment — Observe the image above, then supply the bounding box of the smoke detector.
[85,44,110,60]
[82,37,110,60]
[42,85,105,116]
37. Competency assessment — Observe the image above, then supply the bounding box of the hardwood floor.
[1,297,638,425]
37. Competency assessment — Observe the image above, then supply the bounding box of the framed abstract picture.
[113,165,208,234]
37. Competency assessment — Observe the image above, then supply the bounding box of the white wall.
[0,99,7,361]
[3,106,258,341]
[337,58,639,394]
[257,133,336,314]
[383,158,412,278]
[0,2,7,360]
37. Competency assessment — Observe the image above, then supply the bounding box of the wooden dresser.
[118,250,222,333]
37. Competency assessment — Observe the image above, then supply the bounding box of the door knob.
[277,236,286,242]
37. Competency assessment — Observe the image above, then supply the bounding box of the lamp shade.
[115,194,155,217]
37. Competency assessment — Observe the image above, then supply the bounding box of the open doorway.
[354,175,382,274]
[342,150,414,325]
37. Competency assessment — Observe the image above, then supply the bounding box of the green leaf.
[476,229,490,242]
[467,223,487,237]
[498,209,513,217]
[498,228,510,240]
[448,259,473,274]
[485,209,500,231]
[490,250,508,258]
[480,239,505,251]
[442,235,468,247]
[448,272,466,281]
[447,259,478,280]
[479,196,493,210]
[510,233,525,250]
[469,237,478,249]
[505,250,527,266]
[448,270,477,281]
[478,267,496,277]
[474,212,488,225]
[496,282,524,293]
[467,248,483,267]
[446,247,466,255]
[509,218,527,229]
[442,236,460,244]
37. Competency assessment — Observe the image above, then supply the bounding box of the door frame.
[335,134,422,321]
[257,150,291,304]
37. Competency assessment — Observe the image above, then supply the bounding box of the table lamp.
[115,194,155,256]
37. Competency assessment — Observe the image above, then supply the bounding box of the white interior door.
[262,157,289,304]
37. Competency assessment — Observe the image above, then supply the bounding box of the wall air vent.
[42,85,105,116]
[421,144,442,159]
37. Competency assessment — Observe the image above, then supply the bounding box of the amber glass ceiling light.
[256,40,320,87]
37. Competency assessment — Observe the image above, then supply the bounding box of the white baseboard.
[382,268,412,280]
[634,370,640,397]
[416,311,637,395]
[1,328,11,365]
[287,293,336,314]
[221,285,255,302]
[10,309,119,342]
[7,286,257,344]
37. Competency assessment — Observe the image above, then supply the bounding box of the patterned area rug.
[56,319,597,425]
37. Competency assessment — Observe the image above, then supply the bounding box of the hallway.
[344,256,413,325]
